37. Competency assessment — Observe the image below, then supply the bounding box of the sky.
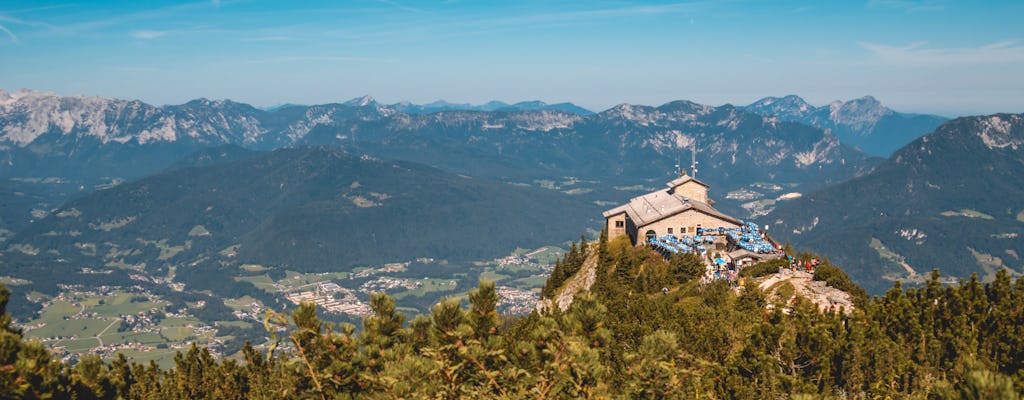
[0,0,1022,117]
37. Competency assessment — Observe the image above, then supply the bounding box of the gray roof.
[665,174,708,189]
[602,182,741,227]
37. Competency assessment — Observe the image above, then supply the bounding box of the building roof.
[602,182,741,227]
[665,174,708,190]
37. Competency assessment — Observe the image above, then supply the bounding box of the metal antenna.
[691,139,698,178]
[674,152,681,177]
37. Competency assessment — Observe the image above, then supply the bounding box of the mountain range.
[389,98,594,115]
[743,95,948,156]
[0,89,885,223]
[766,113,1024,294]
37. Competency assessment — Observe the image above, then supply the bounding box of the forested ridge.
[2,232,1023,398]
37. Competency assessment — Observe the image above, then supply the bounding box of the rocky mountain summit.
[744,95,947,156]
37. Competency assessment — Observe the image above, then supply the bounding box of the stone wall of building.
[606,212,628,241]
[637,209,740,240]
[672,181,708,203]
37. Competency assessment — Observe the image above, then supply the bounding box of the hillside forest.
[2,231,1023,399]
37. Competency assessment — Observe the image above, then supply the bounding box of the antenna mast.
[674,153,681,177]
[690,139,698,178]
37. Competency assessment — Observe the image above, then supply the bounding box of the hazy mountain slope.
[164,144,261,171]
[3,147,597,276]
[744,95,947,156]
[766,114,1024,293]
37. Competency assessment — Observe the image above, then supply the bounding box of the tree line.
[1,230,1022,398]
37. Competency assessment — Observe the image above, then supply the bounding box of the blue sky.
[0,0,1021,116]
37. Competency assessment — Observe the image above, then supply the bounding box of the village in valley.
[8,243,565,368]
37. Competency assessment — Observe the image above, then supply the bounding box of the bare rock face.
[757,271,856,314]
[744,94,947,156]
[536,243,598,313]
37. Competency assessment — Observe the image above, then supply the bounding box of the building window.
[681,227,687,233]
[645,230,656,240]
[667,228,673,234]
[615,220,624,228]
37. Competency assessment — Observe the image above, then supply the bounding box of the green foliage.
[668,252,705,283]
[739,258,788,278]
[4,263,1024,398]
[542,235,590,299]
[813,259,869,307]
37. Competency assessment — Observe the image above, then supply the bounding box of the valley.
[8,243,567,367]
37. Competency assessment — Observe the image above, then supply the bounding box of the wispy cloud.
[241,35,293,42]
[45,2,220,36]
[117,66,161,73]
[859,40,1024,66]
[0,23,17,43]
[408,1,709,39]
[868,0,945,12]
[0,13,56,30]
[129,25,234,40]
[131,30,167,40]
[241,56,379,64]
[373,0,428,14]
[480,1,705,26]
[1,4,76,14]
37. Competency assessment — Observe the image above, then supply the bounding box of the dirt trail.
[898,261,917,277]
[94,318,121,347]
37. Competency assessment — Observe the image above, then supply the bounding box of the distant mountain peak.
[185,98,239,108]
[512,100,548,107]
[742,94,946,156]
[751,94,810,108]
[827,96,893,131]
[745,95,814,120]
[344,95,377,107]
[424,99,468,108]
[602,103,642,117]
[658,99,711,115]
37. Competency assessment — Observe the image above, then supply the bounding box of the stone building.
[603,171,742,245]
